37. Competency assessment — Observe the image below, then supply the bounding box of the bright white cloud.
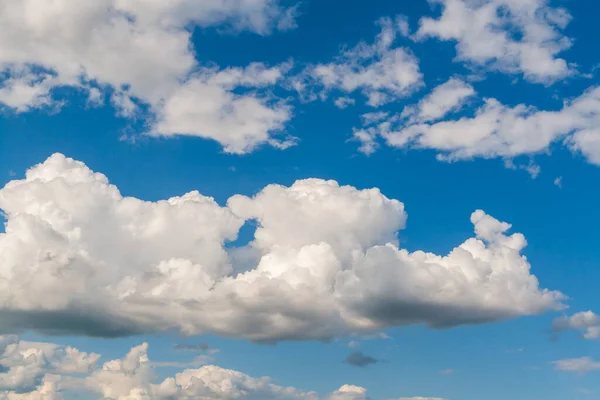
[299,16,423,107]
[151,63,295,154]
[0,336,430,399]
[400,78,475,124]
[0,68,58,113]
[353,85,600,166]
[415,0,574,83]
[0,0,296,153]
[552,357,600,374]
[553,311,600,340]
[353,78,475,155]
[0,154,563,342]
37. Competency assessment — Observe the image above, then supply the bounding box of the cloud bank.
[0,154,563,342]
[0,335,424,399]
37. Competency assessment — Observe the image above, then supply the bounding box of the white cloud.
[353,78,475,155]
[552,357,600,374]
[0,336,431,400]
[0,335,98,395]
[299,16,423,107]
[553,311,600,340]
[553,176,562,188]
[151,63,295,154]
[0,154,563,342]
[353,85,600,166]
[0,68,57,113]
[400,78,475,123]
[0,0,296,153]
[415,0,574,83]
[334,97,356,109]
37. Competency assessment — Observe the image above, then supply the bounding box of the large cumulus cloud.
[0,154,563,342]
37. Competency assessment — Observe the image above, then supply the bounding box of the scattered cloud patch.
[0,0,297,153]
[552,357,600,374]
[297,16,423,107]
[554,177,563,188]
[334,97,356,109]
[553,311,600,340]
[400,78,475,124]
[415,0,575,83]
[353,85,600,167]
[0,336,441,399]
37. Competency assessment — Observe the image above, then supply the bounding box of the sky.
[0,0,600,399]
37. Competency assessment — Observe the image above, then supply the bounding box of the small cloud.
[348,340,360,348]
[8,169,16,177]
[86,87,104,107]
[344,350,378,368]
[554,176,562,188]
[334,96,356,109]
[523,162,541,179]
[396,15,410,37]
[173,342,219,354]
[552,357,600,374]
[174,342,209,351]
[438,369,455,375]
[503,159,541,178]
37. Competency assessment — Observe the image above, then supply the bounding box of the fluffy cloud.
[0,154,563,342]
[0,337,420,399]
[85,344,325,400]
[0,335,98,396]
[353,84,600,165]
[151,63,295,154]
[0,0,296,153]
[353,78,475,155]
[298,16,423,107]
[415,0,574,83]
[0,69,58,113]
[552,311,600,340]
[552,357,600,374]
[400,78,475,124]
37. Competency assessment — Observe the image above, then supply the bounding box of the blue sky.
[1,1,600,399]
